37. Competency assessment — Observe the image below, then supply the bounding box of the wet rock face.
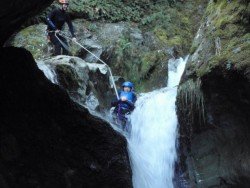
[176,0,250,187]
[0,47,132,188]
[177,70,250,188]
[0,0,53,46]
[38,55,114,111]
[196,70,250,187]
[179,71,250,187]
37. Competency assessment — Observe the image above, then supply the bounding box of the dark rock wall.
[176,0,250,187]
[0,47,132,188]
[177,69,250,187]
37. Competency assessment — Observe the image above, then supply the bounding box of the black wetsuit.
[46,8,75,55]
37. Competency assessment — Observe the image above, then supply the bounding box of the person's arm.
[46,9,57,30]
[125,100,134,106]
[66,14,75,37]
[111,90,121,107]
[111,100,119,107]
[132,92,137,103]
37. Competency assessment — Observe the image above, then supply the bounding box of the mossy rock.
[153,27,169,45]
[140,51,166,79]
[55,64,81,91]
[187,0,250,79]
[10,24,49,60]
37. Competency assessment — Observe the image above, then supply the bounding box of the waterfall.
[128,57,187,188]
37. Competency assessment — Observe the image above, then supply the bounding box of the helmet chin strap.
[61,3,69,10]
[61,6,67,11]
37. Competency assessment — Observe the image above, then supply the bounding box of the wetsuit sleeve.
[46,9,57,30]
[111,100,119,107]
[124,100,135,111]
[66,14,75,37]
[132,92,137,103]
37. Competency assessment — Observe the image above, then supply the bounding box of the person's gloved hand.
[121,96,127,101]
[72,37,77,42]
[55,29,60,34]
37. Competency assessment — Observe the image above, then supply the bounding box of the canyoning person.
[46,0,76,55]
[111,81,137,130]
[111,81,137,123]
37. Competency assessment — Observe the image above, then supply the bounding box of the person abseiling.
[46,0,76,55]
[112,81,137,114]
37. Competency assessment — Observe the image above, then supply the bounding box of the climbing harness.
[46,31,71,54]
[54,33,70,52]
[112,101,131,132]
[56,32,119,99]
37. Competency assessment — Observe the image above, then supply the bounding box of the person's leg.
[50,33,62,55]
[60,36,69,55]
[54,43,62,55]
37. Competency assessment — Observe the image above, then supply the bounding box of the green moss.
[181,16,190,27]
[133,81,146,93]
[218,32,249,69]
[141,52,158,77]
[206,0,247,29]
[168,36,182,47]
[188,0,250,79]
[195,32,250,77]
[12,24,48,60]
[153,27,169,45]
[190,43,199,54]
[196,65,209,78]
[114,48,167,93]
[116,36,131,56]
[150,2,198,53]
[88,23,98,32]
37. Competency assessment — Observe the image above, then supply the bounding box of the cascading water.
[128,57,187,188]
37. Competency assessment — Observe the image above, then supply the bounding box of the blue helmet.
[122,81,134,89]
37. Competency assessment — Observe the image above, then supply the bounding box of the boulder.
[37,55,114,111]
[0,47,132,188]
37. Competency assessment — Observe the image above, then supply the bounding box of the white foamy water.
[128,57,187,188]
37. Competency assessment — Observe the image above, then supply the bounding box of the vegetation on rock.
[176,1,250,187]
[188,0,250,78]
[12,0,207,92]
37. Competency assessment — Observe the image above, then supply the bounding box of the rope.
[55,33,70,52]
[58,32,119,100]
[47,31,70,52]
